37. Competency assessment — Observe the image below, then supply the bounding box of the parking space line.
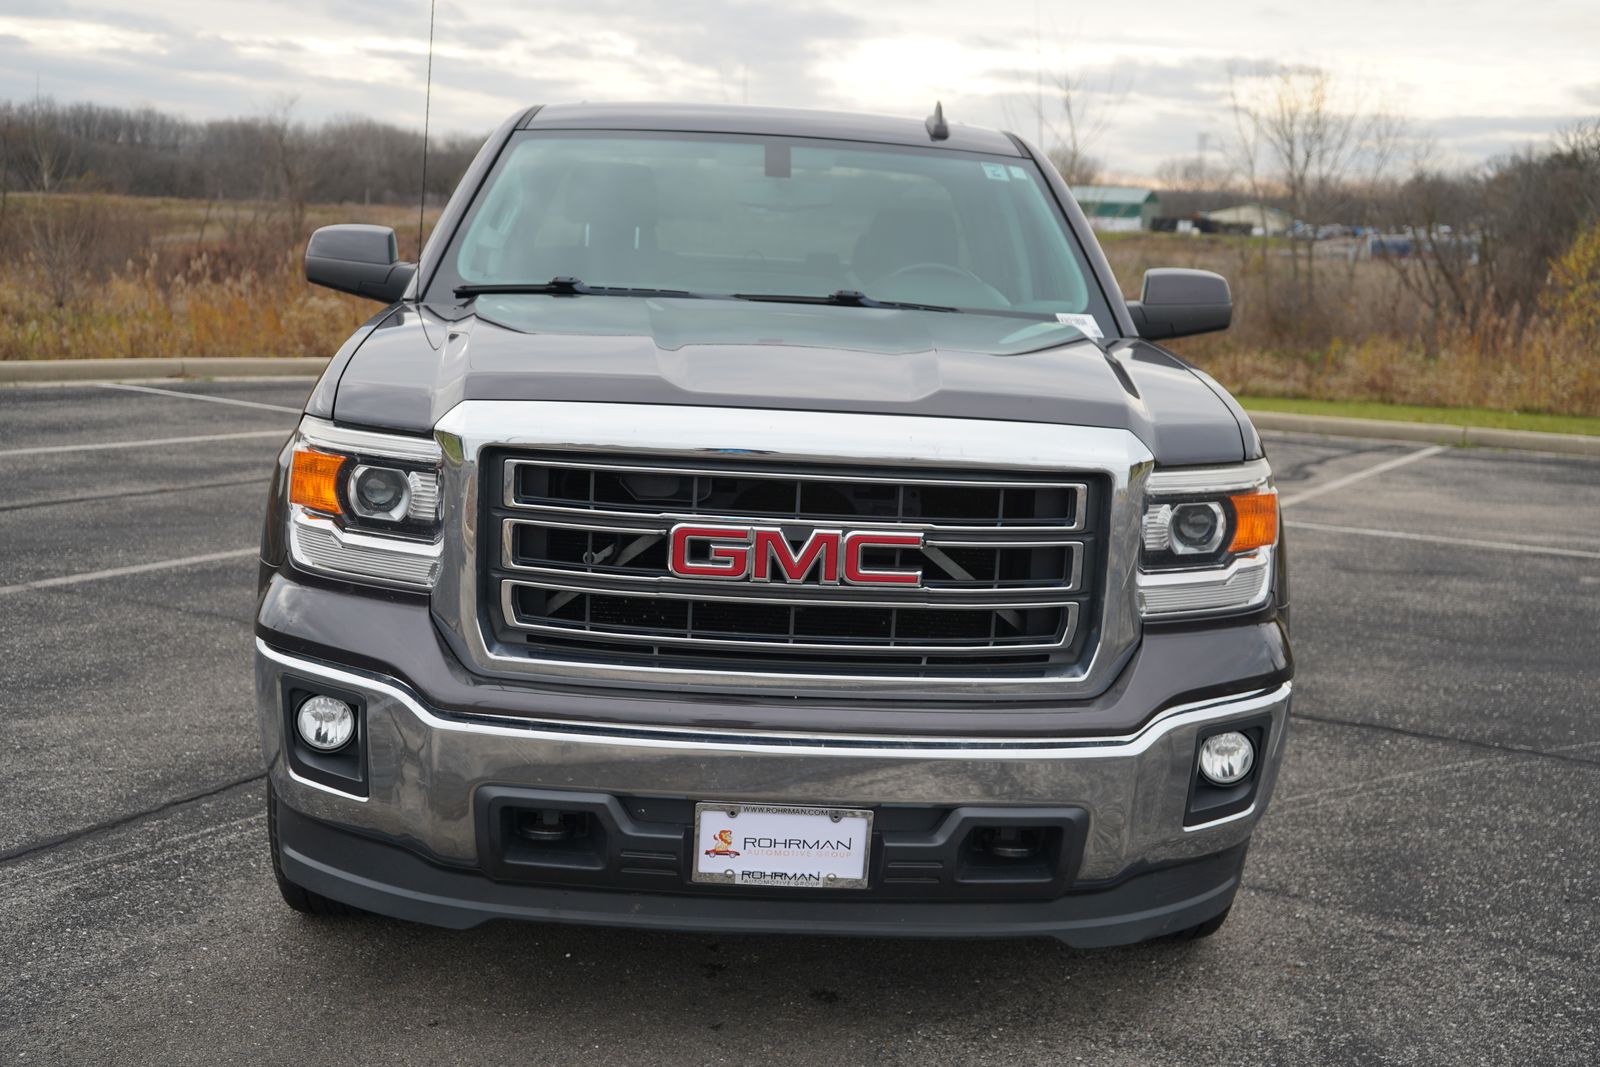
[0,429,286,459]
[0,547,255,597]
[95,381,301,414]
[1279,444,1447,507]
[0,477,269,514]
[1286,520,1600,561]
[1275,737,1600,815]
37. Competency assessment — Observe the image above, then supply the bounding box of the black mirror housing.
[305,224,416,304]
[1126,268,1231,340]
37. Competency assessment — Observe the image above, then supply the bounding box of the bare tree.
[20,97,75,192]
[1037,64,1132,186]
[0,106,11,254]
[1000,37,1129,186]
[26,198,99,307]
[1372,121,1600,344]
[1154,145,1239,215]
[1228,64,1404,318]
[264,98,310,236]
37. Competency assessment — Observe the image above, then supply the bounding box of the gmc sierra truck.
[258,102,1291,947]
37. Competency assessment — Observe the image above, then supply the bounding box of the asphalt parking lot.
[2,378,1597,1065]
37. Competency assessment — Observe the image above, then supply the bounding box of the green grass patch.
[1239,396,1600,437]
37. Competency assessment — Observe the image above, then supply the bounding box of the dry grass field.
[1,193,1596,417]
[0,193,436,363]
[1101,232,1600,418]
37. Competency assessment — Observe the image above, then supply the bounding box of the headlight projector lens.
[349,465,411,520]
[296,695,356,752]
[1198,730,1255,785]
[1169,501,1226,554]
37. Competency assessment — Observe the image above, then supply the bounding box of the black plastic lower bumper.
[273,800,1248,948]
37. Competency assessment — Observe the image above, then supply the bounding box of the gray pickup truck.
[257,102,1291,947]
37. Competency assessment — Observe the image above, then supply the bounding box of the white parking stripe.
[0,548,255,597]
[0,429,286,459]
[1286,520,1600,561]
[95,381,301,414]
[1279,444,1447,507]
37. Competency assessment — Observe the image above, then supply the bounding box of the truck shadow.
[290,912,1218,1043]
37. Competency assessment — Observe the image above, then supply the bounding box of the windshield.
[436,131,1111,331]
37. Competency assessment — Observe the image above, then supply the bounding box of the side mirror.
[305,224,416,303]
[1126,268,1231,340]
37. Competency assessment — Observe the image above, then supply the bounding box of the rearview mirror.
[304,224,416,304]
[1126,268,1231,340]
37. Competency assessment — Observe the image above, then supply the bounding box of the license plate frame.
[692,802,874,890]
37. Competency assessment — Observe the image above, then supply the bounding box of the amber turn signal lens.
[1227,490,1278,552]
[290,448,346,515]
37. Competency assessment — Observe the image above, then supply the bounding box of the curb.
[0,357,331,383]
[1245,411,1600,458]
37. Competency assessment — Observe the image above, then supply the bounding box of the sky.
[0,0,1595,178]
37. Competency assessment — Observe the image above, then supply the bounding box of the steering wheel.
[873,262,1009,307]
[880,262,987,287]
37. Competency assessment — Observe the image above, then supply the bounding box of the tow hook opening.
[515,808,590,844]
[496,804,608,873]
[957,824,1064,885]
[979,826,1043,860]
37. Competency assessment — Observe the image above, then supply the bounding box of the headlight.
[1137,458,1278,619]
[285,416,443,589]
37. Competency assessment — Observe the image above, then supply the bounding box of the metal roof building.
[1205,203,1293,236]
[1069,186,1160,232]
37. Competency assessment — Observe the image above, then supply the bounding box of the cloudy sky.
[1,0,1595,176]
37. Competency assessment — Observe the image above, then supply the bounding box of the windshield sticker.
[1008,165,1030,180]
[1055,313,1104,339]
[981,162,1010,181]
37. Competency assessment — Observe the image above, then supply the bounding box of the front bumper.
[258,639,1290,944]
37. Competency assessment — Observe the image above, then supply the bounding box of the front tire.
[268,782,361,917]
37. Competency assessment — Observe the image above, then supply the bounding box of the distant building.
[1205,204,1293,237]
[1070,186,1161,232]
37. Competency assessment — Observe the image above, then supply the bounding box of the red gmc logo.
[668,524,923,586]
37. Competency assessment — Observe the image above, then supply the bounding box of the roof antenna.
[416,0,437,273]
[925,101,949,141]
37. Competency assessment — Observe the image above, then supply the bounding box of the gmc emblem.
[668,524,923,586]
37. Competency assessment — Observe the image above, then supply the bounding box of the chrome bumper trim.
[258,639,1289,880]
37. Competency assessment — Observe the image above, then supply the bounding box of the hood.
[328,296,1247,465]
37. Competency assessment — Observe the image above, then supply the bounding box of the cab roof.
[518,102,1024,157]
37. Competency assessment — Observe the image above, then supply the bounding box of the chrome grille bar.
[500,573,1083,610]
[498,517,1085,598]
[500,582,1079,655]
[504,457,1089,533]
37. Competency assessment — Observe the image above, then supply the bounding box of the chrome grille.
[483,452,1101,674]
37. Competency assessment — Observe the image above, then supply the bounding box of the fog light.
[296,695,355,752]
[1198,731,1255,785]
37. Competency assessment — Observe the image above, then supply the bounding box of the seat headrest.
[557,162,659,231]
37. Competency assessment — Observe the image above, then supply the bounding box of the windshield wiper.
[731,289,960,313]
[454,276,701,300]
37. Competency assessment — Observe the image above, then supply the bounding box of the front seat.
[851,206,961,289]
[506,161,661,285]
[851,205,1009,307]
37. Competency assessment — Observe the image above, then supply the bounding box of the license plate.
[692,802,873,890]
